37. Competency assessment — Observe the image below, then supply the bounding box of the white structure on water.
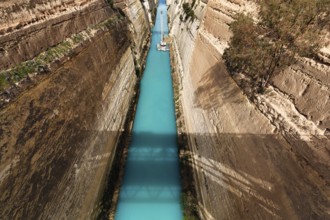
[157,10,169,51]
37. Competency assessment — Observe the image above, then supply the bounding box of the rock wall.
[0,0,112,70]
[0,18,137,219]
[0,0,153,218]
[114,0,157,63]
[0,0,95,34]
[272,58,330,131]
[0,0,154,70]
[169,0,329,219]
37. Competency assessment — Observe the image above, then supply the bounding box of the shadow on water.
[97,0,329,218]
[98,130,329,220]
[112,1,182,219]
[113,131,182,220]
[117,132,181,203]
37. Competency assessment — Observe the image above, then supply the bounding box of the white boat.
[157,41,169,51]
[157,11,169,51]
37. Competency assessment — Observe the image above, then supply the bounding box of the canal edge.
[95,31,152,220]
[168,36,200,220]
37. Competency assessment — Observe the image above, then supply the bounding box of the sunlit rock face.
[0,0,155,70]
[0,0,152,219]
[0,0,112,70]
[272,58,330,131]
[169,0,330,219]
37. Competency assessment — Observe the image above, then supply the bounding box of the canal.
[114,1,183,220]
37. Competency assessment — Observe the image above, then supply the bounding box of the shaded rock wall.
[114,0,156,63]
[0,18,137,219]
[0,0,153,218]
[169,0,330,219]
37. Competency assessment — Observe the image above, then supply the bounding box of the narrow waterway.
[114,1,183,220]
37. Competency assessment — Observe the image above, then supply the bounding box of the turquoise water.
[114,1,183,220]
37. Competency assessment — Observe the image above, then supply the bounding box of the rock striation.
[169,0,330,219]
[0,0,151,218]
[0,0,111,70]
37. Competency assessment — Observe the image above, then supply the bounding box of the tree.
[224,0,330,92]
[182,3,195,21]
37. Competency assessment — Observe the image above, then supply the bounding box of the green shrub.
[106,0,113,6]
[182,3,195,21]
[224,0,330,91]
[0,74,7,90]
[72,34,84,44]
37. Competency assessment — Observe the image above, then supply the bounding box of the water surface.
[114,1,183,220]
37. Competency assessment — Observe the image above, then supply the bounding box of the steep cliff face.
[0,0,112,70]
[0,0,98,34]
[272,58,330,131]
[169,0,329,219]
[0,0,151,219]
[0,18,136,219]
[114,0,157,65]
[0,0,154,71]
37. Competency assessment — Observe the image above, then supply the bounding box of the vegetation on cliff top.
[224,0,330,93]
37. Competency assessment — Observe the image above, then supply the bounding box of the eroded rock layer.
[0,18,137,219]
[0,0,112,70]
[169,0,330,219]
[0,0,152,218]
